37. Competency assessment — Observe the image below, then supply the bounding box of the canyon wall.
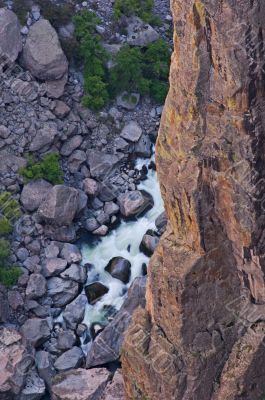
[122,1,265,399]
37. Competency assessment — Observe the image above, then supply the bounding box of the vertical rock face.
[122,1,265,399]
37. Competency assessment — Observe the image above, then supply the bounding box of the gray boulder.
[38,185,79,226]
[60,264,86,283]
[116,92,140,110]
[0,9,22,62]
[140,230,159,256]
[26,273,47,299]
[21,19,68,81]
[30,124,57,152]
[60,135,83,157]
[118,190,154,218]
[47,277,79,307]
[57,331,76,351]
[121,121,142,142]
[43,258,68,277]
[102,369,125,400]
[54,347,84,372]
[36,350,56,389]
[61,243,82,264]
[127,17,159,46]
[86,277,146,367]
[20,369,46,400]
[0,151,26,174]
[21,318,51,347]
[87,150,121,180]
[21,180,52,212]
[63,294,87,329]
[51,368,110,400]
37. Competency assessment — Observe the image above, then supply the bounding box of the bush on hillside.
[113,0,161,25]
[0,217,12,236]
[0,266,21,288]
[0,192,21,221]
[19,153,63,185]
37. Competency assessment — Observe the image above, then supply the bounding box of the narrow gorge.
[122,1,265,399]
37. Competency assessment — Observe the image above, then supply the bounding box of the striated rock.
[105,257,131,284]
[51,368,110,400]
[21,19,68,81]
[21,318,51,347]
[122,2,265,400]
[0,9,22,62]
[54,347,84,372]
[118,190,154,218]
[38,185,79,227]
[86,277,146,367]
[21,180,52,212]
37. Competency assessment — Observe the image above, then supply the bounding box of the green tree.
[113,0,161,25]
[19,153,63,185]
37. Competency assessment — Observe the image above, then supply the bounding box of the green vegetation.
[0,266,21,288]
[110,39,170,103]
[0,192,21,221]
[37,0,75,28]
[113,0,161,25]
[19,153,63,185]
[0,217,12,236]
[73,10,109,111]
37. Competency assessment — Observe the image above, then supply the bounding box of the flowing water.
[81,155,164,335]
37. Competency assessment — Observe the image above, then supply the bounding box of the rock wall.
[122,1,265,399]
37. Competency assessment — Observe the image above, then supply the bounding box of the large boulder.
[0,9,22,62]
[127,17,159,46]
[21,19,68,81]
[25,273,47,299]
[87,150,121,180]
[54,347,84,372]
[47,277,79,308]
[121,121,142,142]
[38,185,79,226]
[21,318,51,347]
[105,257,131,284]
[86,277,146,367]
[21,180,52,212]
[51,368,110,400]
[43,258,68,277]
[63,294,87,330]
[0,151,26,174]
[140,230,160,256]
[29,124,57,152]
[118,190,154,218]
[85,282,109,305]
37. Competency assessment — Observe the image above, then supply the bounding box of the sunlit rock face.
[122,1,265,399]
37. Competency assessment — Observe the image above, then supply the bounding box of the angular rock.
[45,74,68,99]
[92,225,108,236]
[54,100,70,118]
[60,243,82,264]
[54,347,84,372]
[60,135,83,157]
[87,150,120,180]
[0,151,26,174]
[102,370,125,400]
[121,121,142,142]
[83,178,99,196]
[134,134,152,158]
[21,318,51,347]
[43,258,67,277]
[38,185,79,226]
[30,125,57,152]
[21,19,68,81]
[86,277,146,367]
[47,277,79,307]
[155,211,167,234]
[60,264,86,283]
[118,190,154,218]
[0,9,22,62]
[26,273,47,299]
[140,230,159,256]
[104,201,120,216]
[57,331,76,351]
[51,368,110,400]
[85,217,99,232]
[85,282,109,305]
[68,150,86,174]
[21,180,52,212]
[35,350,56,389]
[63,294,87,330]
[20,369,46,400]
[105,257,131,284]
[45,243,60,259]
[127,17,159,46]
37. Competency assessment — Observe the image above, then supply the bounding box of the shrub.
[0,217,12,236]
[0,238,10,262]
[0,266,21,288]
[19,153,63,185]
[36,0,75,28]
[12,0,32,25]
[74,10,109,111]
[113,0,161,25]
[0,192,21,221]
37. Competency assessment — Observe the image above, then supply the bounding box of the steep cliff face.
[122,1,265,399]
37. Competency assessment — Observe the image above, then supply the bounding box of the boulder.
[68,150,86,174]
[54,347,84,372]
[51,368,110,400]
[85,282,109,305]
[155,211,167,234]
[47,277,79,307]
[0,9,22,62]
[21,318,51,347]
[38,185,79,226]
[127,17,159,46]
[63,294,87,329]
[57,331,76,351]
[30,124,57,152]
[118,190,154,218]
[60,264,86,283]
[43,258,68,277]
[45,243,60,259]
[60,135,83,157]
[140,230,160,256]
[86,277,146,367]
[54,100,70,118]
[0,151,26,174]
[92,225,109,236]
[60,243,82,264]
[21,180,52,212]
[134,134,152,158]
[105,257,131,284]
[87,150,121,180]
[0,327,31,398]
[116,92,140,110]
[20,369,46,400]
[83,178,99,197]
[26,273,47,299]
[45,74,68,99]
[121,121,142,142]
[21,19,68,81]
[104,201,120,217]
[35,350,56,389]
[85,217,99,232]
